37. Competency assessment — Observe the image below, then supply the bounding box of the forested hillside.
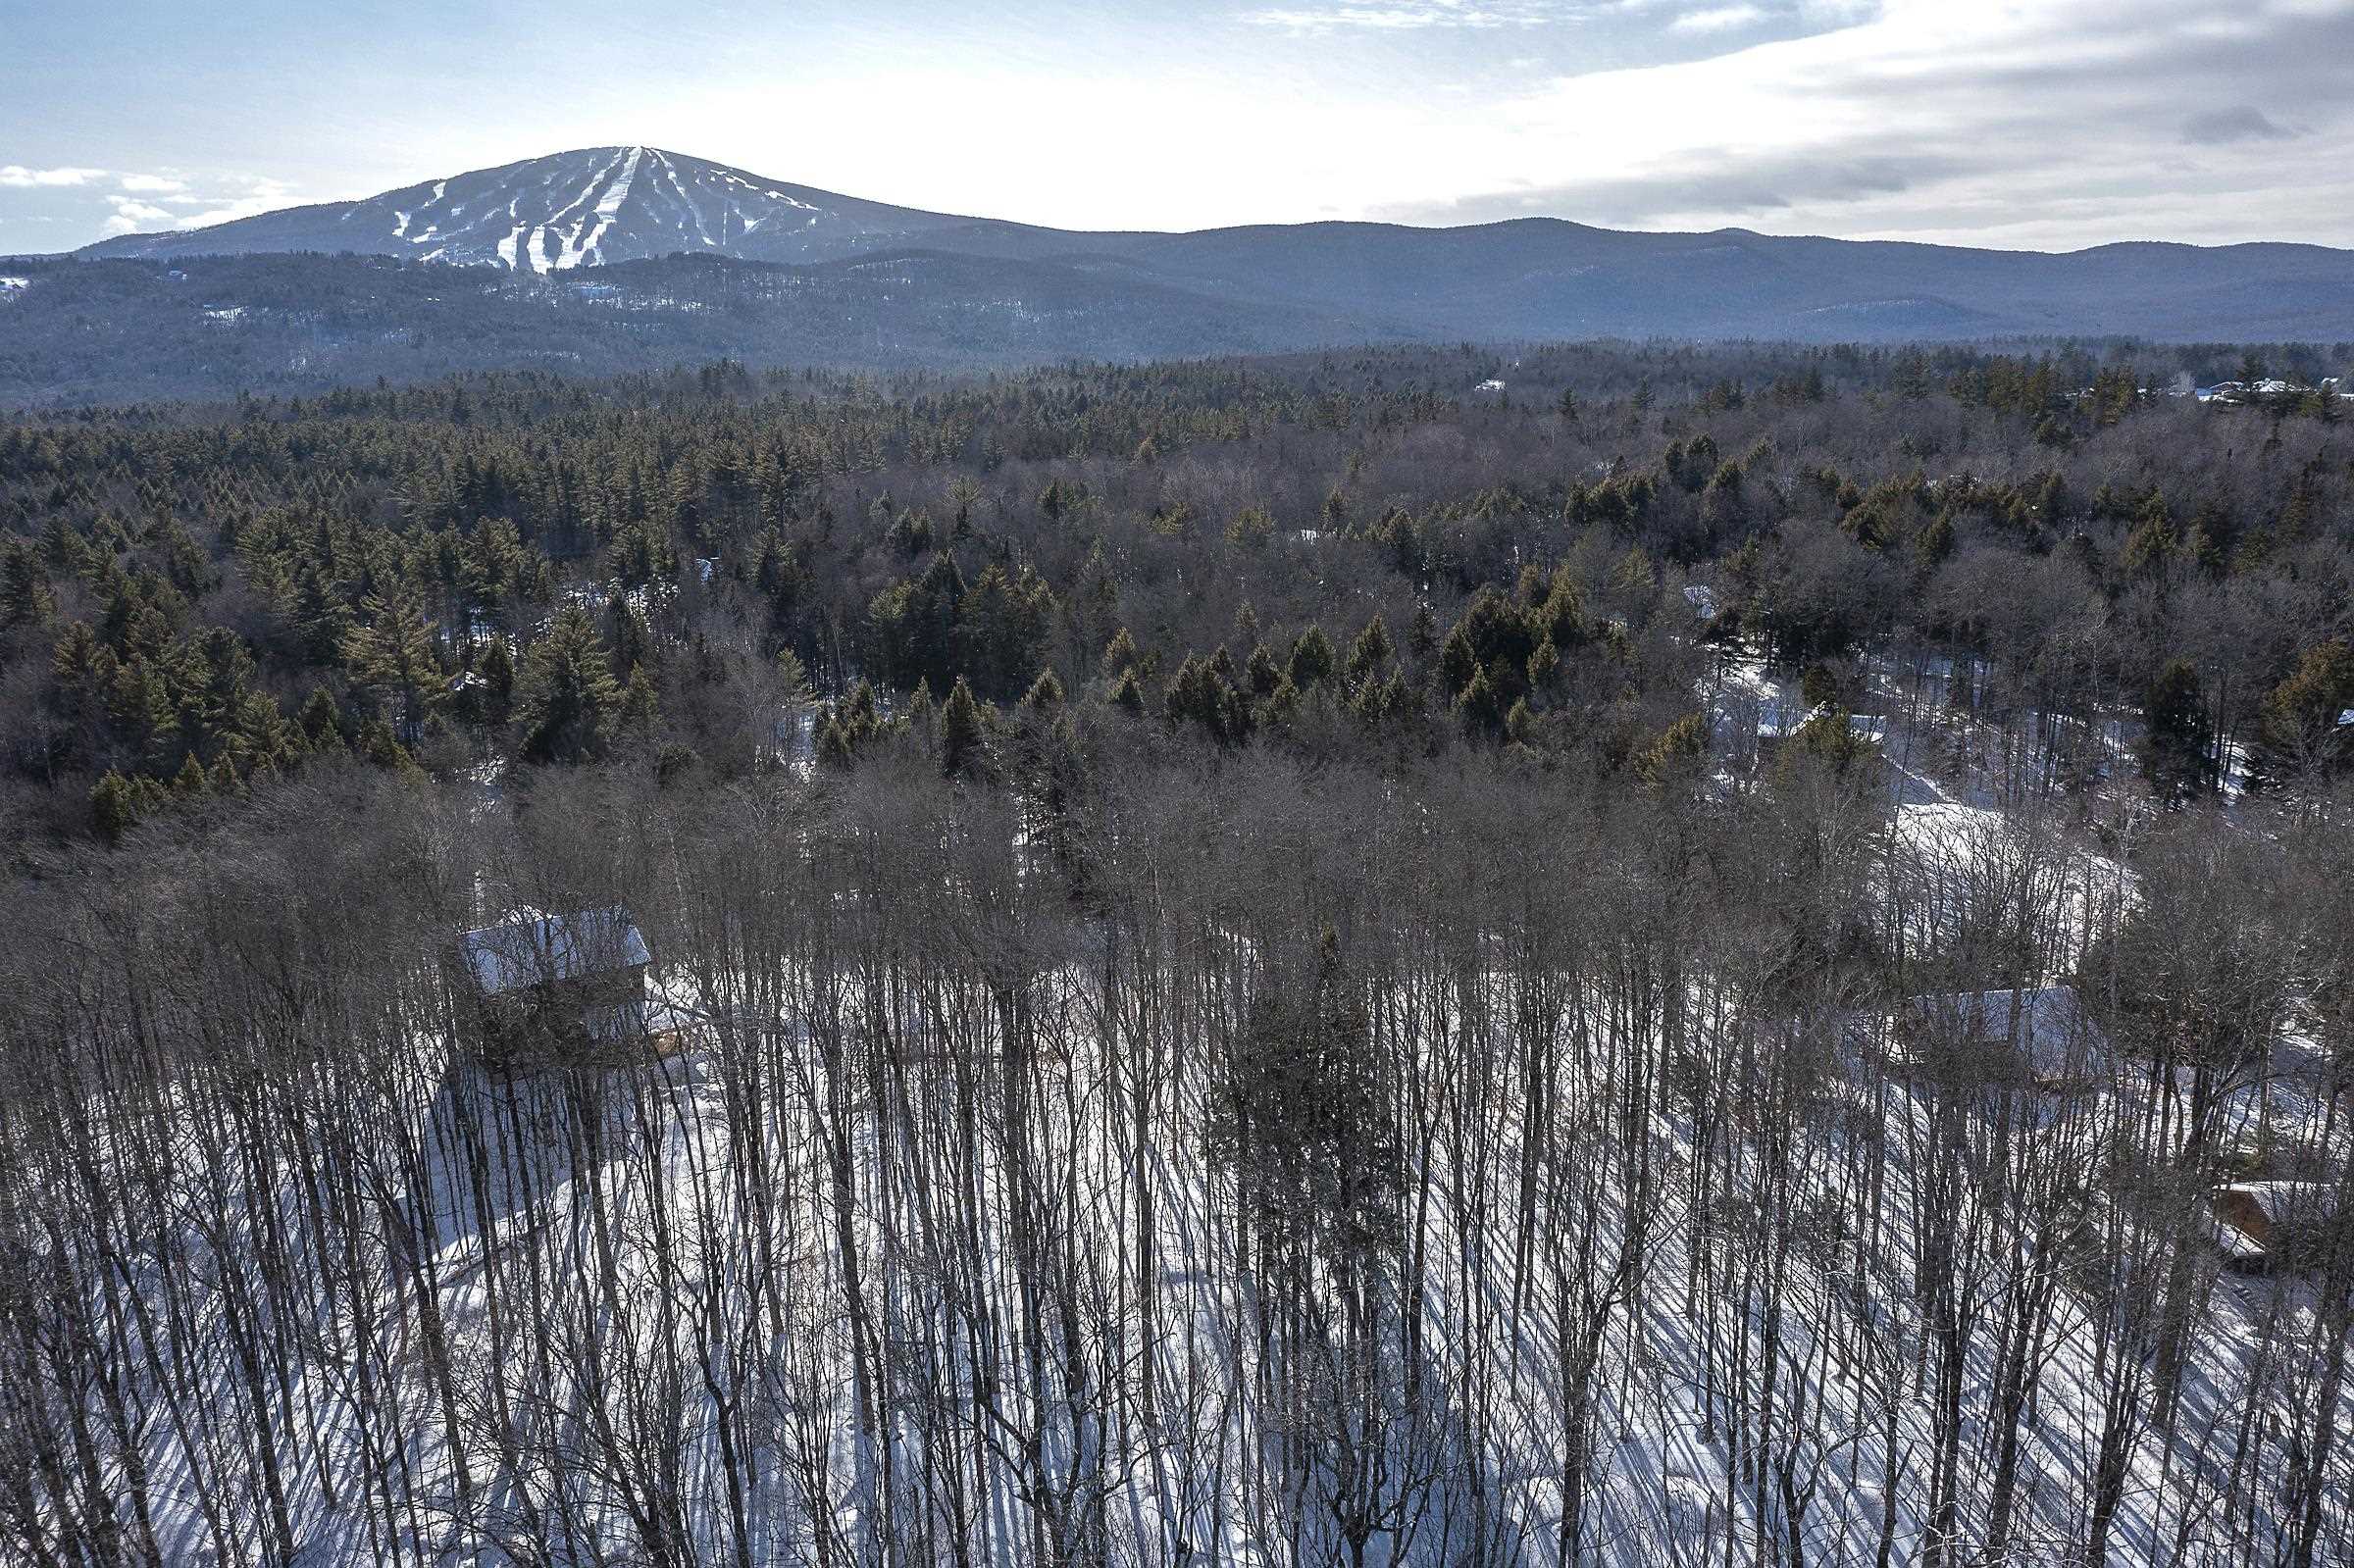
[0,252,1391,408]
[4,339,2354,1566]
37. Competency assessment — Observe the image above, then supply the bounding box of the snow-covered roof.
[1757,697,1809,739]
[1903,986,2106,1084]
[459,907,649,994]
[2215,1182,2337,1265]
[2219,1182,2335,1228]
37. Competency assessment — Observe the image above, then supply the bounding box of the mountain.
[79,146,1100,272]
[14,144,2348,403]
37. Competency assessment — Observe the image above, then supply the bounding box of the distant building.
[1899,985,2109,1092]
[1753,696,1810,750]
[2213,1182,2338,1273]
[452,907,651,1064]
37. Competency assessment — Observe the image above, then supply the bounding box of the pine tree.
[342,589,440,735]
[298,685,344,751]
[1521,622,1561,686]
[816,714,855,770]
[90,771,140,842]
[1109,667,1146,717]
[1245,643,1283,699]
[941,677,985,779]
[1408,603,1440,663]
[1635,713,1711,789]
[1456,664,1508,738]
[1021,668,1066,715]
[1345,615,1393,690]
[1102,627,1141,682]
[0,540,52,628]
[2139,659,2214,804]
[479,635,516,723]
[516,605,622,764]
[1438,624,1479,704]
[2254,640,2354,786]
[1287,626,1336,691]
[1224,506,1275,549]
[622,665,659,729]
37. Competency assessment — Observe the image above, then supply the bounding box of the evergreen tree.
[1287,626,1337,691]
[1225,506,1275,549]
[89,771,140,842]
[941,677,985,780]
[2255,640,2354,786]
[1109,667,1146,717]
[1345,615,1393,690]
[2139,659,2214,804]
[298,685,344,751]
[172,751,209,797]
[1021,668,1066,715]
[479,635,516,724]
[0,540,52,628]
[1102,627,1141,681]
[516,605,622,764]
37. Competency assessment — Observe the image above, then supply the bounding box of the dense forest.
[6,249,2354,410]
[4,338,2354,1567]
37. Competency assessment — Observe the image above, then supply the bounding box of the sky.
[5,0,2354,256]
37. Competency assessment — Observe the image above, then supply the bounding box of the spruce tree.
[2139,659,2214,804]
[941,677,985,780]
[516,605,621,764]
[1109,667,1146,717]
[90,771,138,842]
[1345,615,1393,690]
[1021,669,1066,715]
[1102,627,1141,682]
[1287,626,1336,691]
[299,686,344,751]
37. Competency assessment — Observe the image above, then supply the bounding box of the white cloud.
[1370,0,2354,247]
[175,194,289,228]
[1670,4,1766,31]
[0,165,106,187]
[83,170,301,236]
[1245,0,1559,30]
[100,196,176,233]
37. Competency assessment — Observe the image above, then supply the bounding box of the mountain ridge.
[28,144,2354,362]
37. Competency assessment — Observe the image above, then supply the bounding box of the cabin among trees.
[2214,1182,2341,1273]
[1899,985,2111,1093]
[451,907,652,1066]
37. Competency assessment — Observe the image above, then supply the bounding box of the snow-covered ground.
[28,916,2349,1568]
[11,643,2346,1568]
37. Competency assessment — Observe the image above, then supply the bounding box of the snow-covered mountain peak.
[82,146,989,271]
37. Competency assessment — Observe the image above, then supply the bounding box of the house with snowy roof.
[1898,985,2111,1093]
[452,906,651,1064]
[2213,1182,2340,1273]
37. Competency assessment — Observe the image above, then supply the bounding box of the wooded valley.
[3,339,2354,1566]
